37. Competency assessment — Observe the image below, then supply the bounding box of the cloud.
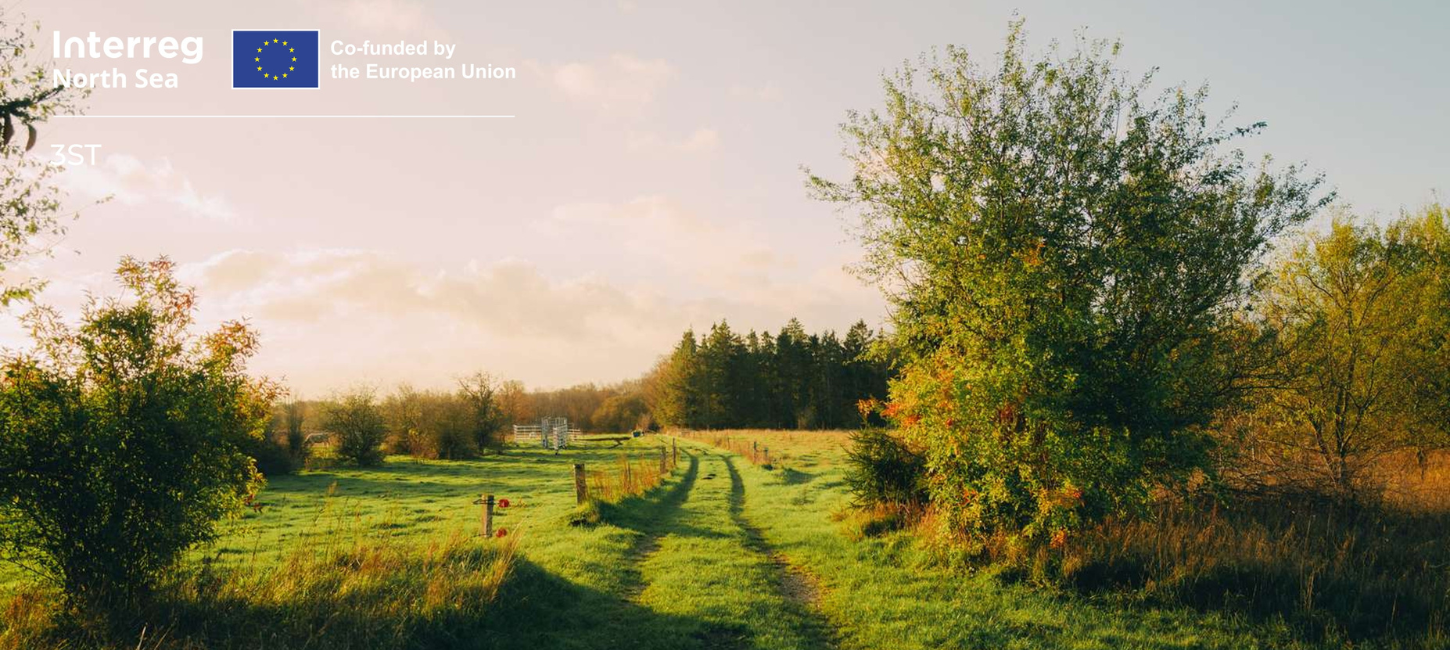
[626,127,721,154]
[59,154,236,221]
[0,242,883,394]
[541,196,778,287]
[308,0,446,39]
[551,54,675,113]
[729,83,783,102]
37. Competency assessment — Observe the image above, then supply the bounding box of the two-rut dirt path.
[616,447,840,650]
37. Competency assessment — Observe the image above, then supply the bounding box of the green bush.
[845,428,927,506]
[324,390,387,466]
[243,433,296,477]
[0,258,272,609]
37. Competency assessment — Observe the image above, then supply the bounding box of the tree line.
[644,318,893,430]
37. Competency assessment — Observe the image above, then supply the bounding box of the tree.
[324,389,387,466]
[1246,207,1450,499]
[0,16,85,305]
[457,372,506,453]
[809,22,1326,549]
[0,258,273,608]
[282,398,308,462]
[591,393,649,432]
[648,330,702,428]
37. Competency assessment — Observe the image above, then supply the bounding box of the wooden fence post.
[752,440,759,464]
[573,463,588,504]
[481,494,495,538]
[671,437,678,468]
[659,445,668,474]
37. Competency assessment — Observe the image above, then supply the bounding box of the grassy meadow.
[3,431,1446,649]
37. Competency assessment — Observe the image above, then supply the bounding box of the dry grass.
[677,429,853,469]
[1054,452,1450,646]
[585,440,678,503]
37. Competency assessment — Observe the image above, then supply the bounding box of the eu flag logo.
[232,30,319,89]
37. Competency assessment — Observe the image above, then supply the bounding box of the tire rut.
[620,450,699,601]
[722,455,840,650]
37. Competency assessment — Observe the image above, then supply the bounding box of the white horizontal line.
[55,115,516,119]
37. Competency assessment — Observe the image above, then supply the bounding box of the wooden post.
[659,445,668,474]
[573,463,588,504]
[481,494,495,538]
[752,440,759,464]
[671,437,678,468]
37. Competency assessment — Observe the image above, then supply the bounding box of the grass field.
[3,431,1442,649]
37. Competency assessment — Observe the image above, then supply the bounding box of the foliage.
[809,23,1327,550]
[0,257,272,608]
[1233,206,1450,499]
[323,389,387,466]
[844,428,927,506]
[590,392,650,433]
[646,319,893,430]
[457,372,507,454]
[0,15,86,305]
[280,398,308,464]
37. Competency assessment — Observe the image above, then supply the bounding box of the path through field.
[610,448,838,649]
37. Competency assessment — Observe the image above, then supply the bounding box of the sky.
[5,0,1448,395]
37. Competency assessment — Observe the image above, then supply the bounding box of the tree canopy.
[811,22,1328,548]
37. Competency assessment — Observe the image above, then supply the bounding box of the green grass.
[4,433,1436,649]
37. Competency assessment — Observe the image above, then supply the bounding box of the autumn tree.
[1246,207,1450,499]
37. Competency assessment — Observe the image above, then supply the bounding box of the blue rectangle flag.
[233,30,319,88]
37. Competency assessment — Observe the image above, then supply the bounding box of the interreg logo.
[232,29,319,89]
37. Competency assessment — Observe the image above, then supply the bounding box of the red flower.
[498,498,511,508]
[495,528,508,538]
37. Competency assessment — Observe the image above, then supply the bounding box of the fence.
[511,417,579,451]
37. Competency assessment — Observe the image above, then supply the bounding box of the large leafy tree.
[0,15,84,305]
[0,258,274,608]
[810,23,1327,549]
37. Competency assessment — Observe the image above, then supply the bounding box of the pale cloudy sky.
[7,0,1448,394]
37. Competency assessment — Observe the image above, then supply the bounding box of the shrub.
[324,389,387,466]
[280,399,309,465]
[844,428,926,506]
[0,257,273,610]
[458,372,507,454]
[419,391,477,460]
[243,433,296,477]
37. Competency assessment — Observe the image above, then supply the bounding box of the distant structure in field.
[512,417,578,452]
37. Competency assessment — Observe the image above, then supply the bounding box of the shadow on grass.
[1063,495,1450,645]
[2,553,742,650]
[481,558,749,650]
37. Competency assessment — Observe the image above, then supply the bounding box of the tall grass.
[0,488,515,650]
[1023,452,1450,647]
[587,446,674,502]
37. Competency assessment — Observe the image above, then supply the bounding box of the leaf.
[25,123,37,152]
[1,114,11,147]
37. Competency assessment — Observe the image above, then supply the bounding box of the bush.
[280,399,309,466]
[419,391,477,460]
[0,257,273,609]
[844,428,926,506]
[243,433,296,477]
[324,390,387,466]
